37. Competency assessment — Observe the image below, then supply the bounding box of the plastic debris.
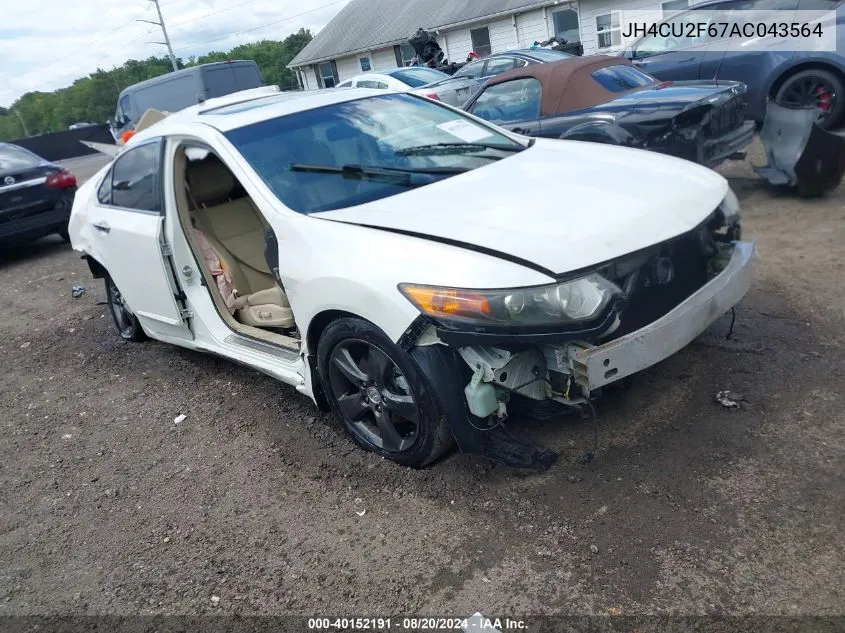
[173,414,186,425]
[590,544,599,554]
[355,509,366,517]
[715,390,745,409]
[71,285,86,298]
[210,595,220,606]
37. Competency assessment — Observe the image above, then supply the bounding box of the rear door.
[466,77,544,135]
[631,8,718,80]
[87,139,192,342]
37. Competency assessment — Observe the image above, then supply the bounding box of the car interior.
[173,145,299,349]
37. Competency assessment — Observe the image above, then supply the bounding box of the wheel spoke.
[365,347,391,385]
[336,392,369,422]
[333,347,369,385]
[373,409,405,452]
[381,389,419,423]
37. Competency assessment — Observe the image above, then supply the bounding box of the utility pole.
[139,0,179,72]
[12,109,29,137]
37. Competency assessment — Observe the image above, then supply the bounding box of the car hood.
[317,138,728,275]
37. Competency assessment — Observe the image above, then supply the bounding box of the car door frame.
[464,76,545,135]
[158,133,309,388]
[85,138,193,344]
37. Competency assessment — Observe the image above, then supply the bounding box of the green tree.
[0,29,312,141]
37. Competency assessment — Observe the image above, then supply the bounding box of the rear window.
[225,93,523,214]
[0,145,41,171]
[388,68,450,87]
[591,65,656,92]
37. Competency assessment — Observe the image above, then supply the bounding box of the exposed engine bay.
[443,205,744,427]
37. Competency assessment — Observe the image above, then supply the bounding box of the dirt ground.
[0,149,843,621]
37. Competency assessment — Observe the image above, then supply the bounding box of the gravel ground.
[0,149,843,620]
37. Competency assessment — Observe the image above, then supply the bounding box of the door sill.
[223,333,300,360]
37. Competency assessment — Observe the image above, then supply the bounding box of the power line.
[175,0,348,51]
[16,6,153,82]
[166,0,264,30]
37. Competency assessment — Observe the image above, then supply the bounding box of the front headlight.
[399,274,621,328]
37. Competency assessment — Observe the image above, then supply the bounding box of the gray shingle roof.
[289,0,552,67]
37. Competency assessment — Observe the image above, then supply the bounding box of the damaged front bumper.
[410,238,754,471]
[569,240,754,391]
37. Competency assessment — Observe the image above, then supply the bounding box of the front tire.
[316,317,454,467]
[105,273,147,342]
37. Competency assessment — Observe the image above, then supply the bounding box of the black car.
[0,143,77,246]
[463,56,755,169]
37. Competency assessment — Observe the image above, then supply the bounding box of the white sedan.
[336,67,480,106]
[69,88,754,470]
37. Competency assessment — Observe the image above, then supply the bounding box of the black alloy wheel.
[776,69,844,129]
[317,317,454,467]
[328,339,420,453]
[105,273,146,342]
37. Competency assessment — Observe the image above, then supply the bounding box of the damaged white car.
[69,88,754,470]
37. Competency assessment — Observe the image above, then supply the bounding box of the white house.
[288,0,708,90]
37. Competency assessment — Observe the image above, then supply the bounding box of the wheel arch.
[304,309,364,413]
[768,60,845,99]
[82,254,107,279]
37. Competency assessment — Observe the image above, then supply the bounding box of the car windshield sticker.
[436,119,492,143]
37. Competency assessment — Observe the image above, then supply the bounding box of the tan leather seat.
[186,157,295,329]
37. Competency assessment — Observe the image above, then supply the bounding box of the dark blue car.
[622,0,845,128]
[0,143,77,246]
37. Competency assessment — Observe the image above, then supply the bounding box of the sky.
[0,0,351,107]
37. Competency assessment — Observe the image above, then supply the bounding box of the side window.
[635,10,714,57]
[469,78,542,124]
[97,169,112,205]
[514,58,528,68]
[336,80,353,88]
[358,80,389,89]
[455,60,485,79]
[110,141,163,213]
[484,57,517,77]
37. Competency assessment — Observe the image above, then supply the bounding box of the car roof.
[130,86,392,141]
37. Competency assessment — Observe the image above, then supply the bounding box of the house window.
[596,12,622,49]
[552,8,580,43]
[661,0,689,16]
[315,61,339,88]
[360,56,371,71]
[471,26,492,57]
[393,43,416,66]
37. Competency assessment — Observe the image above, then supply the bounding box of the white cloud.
[0,0,349,107]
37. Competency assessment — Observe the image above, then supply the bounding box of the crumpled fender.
[559,120,638,147]
[409,343,557,472]
[755,101,845,197]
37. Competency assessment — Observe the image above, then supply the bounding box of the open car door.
[86,139,193,342]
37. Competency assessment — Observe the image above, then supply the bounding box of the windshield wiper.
[289,163,469,185]
[395,142,523,157]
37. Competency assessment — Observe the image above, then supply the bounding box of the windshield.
[388,67,450,87]
[0,145,41,172]
[225,93,525,214]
